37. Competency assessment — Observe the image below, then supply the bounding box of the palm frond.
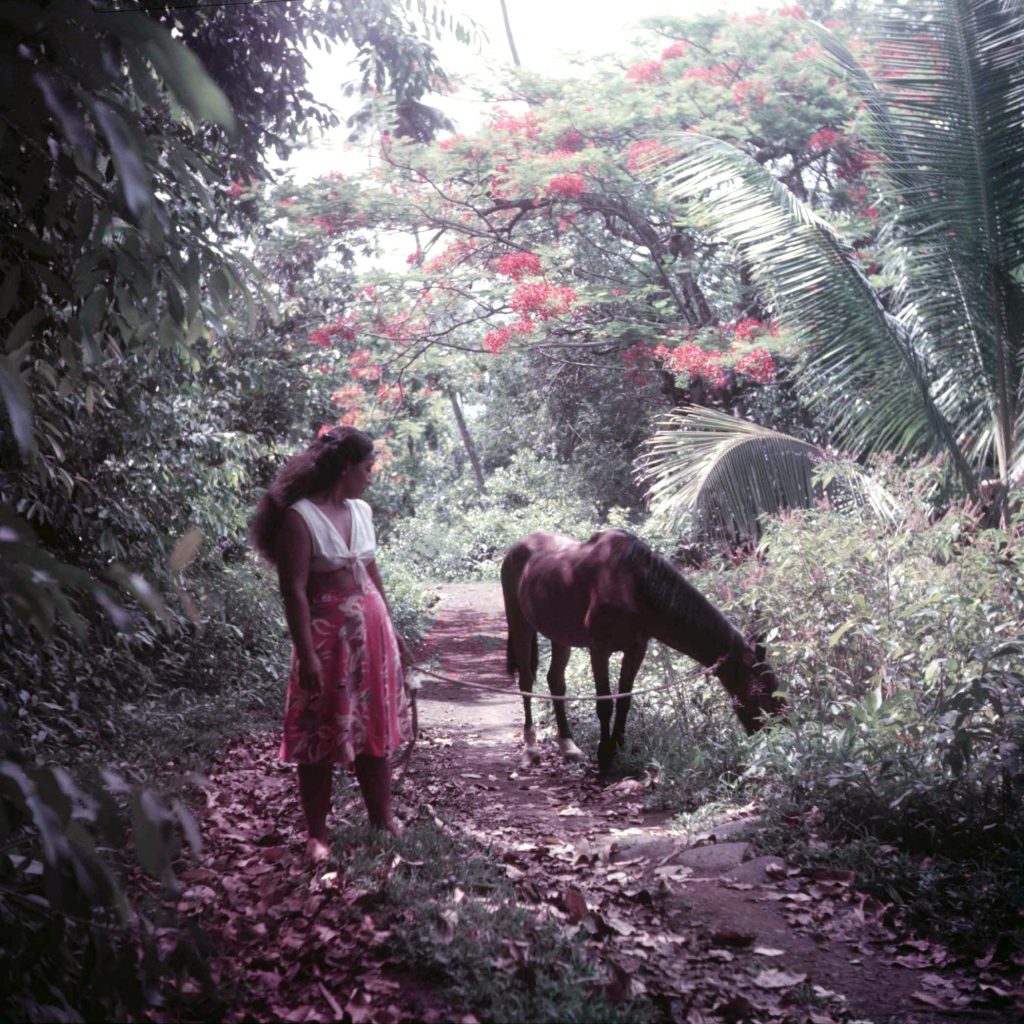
[651,132,978,492]
[809,1,1024,482]
[638,406,898,540]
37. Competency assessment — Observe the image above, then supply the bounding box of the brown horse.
[501,530,785,771]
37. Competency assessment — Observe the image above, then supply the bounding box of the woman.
[250,426,413,861]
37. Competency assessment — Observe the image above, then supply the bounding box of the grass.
[329,816,657,1024]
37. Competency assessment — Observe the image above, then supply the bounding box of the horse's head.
[719,640,786,734]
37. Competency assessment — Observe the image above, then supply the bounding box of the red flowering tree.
[279,9,877,505]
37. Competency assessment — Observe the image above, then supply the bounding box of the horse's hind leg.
[513,635,542,767]
[548,643,584,763]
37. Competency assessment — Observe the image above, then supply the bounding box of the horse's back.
[504,529,645,649]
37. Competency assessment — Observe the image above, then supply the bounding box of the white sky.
[288,0,759,180]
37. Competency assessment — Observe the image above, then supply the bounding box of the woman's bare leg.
[298,762,333,860]
[354,754,400,835]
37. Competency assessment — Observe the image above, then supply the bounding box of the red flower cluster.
[653,325,779,389]
[376,382,405,405]
[626,139,677,173]
[491,110,544,142]
[556,128,586,152]
[622,342,655,384]
[661,41,690,61]
[732,79,768,109]
[509,281,578,319]
[777,5,807,17]
[331,382,364,416]
[807,127,841,152]
[481,317,535,355]
[835,147,875,181]
[655,343,728,389]
[545,173,585,199]
[731,318,774,342]
[314,216,343,235]
[348,348,382,381]
[425,238,478,273]
[735,348,777,383]
[497,252,543,280]
[308,315,358,348]
[625,60,664,84]
[685,64,736,87]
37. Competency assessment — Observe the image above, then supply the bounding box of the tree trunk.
[447,388,487,493]
[499,0,522,66]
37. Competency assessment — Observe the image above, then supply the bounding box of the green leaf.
[0,355,35,457]
[0,266,21,319]
[5,308,44,355]
[135,27,237,134]
[88,99,152,220]
[32,70,95,160]
[828,621,858,648]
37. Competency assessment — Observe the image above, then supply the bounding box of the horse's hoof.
[557,738,586,763]
[597,739,618,774]
[522,747,542,768]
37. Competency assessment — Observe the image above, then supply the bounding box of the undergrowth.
[331,817,655,1024]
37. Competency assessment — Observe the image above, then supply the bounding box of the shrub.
[387,453,608,582]
[703,502,1024,945]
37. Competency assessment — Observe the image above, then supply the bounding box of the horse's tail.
[505,632,537,675]
[501,542,536,677]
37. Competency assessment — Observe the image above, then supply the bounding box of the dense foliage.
[264,7,882,553]
[0,3,457,1019]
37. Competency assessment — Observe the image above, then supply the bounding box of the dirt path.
[402,584,1009,1024]
[169,584,1016,1024]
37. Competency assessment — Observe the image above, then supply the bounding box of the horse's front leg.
[548,642,584,763]
[590,646,617,773]
[611,639,649,752]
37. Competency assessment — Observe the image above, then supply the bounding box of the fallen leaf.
[911,991,948,1008]
[753,969,808,990]
[563,885,589,921]
[317,981,343,1018]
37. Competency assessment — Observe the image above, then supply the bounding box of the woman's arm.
[367,559,414,668]
[277,511,322,691]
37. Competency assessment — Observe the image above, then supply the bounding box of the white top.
[290,498,376,587]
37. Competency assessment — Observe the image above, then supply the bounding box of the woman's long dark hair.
[249,426,375,565]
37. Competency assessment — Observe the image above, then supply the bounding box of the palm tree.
[640,0,1023,536]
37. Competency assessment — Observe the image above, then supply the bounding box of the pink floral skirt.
[279,580,412,764]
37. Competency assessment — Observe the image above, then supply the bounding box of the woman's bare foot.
[306,836,331,863]
[380,816,403,838]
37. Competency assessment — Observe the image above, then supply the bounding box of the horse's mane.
[617,532,746,655]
